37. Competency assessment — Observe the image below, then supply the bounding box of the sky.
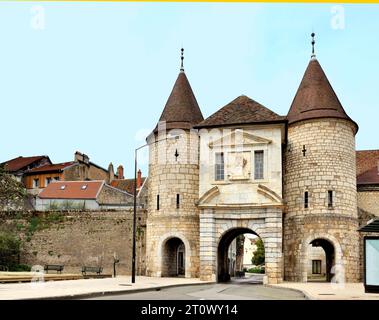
[0,2,378,178]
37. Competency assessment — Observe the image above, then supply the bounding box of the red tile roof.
[25,162,75,174]
[110,178,146,194]
[38,181,104,199]
[356,150,379,185]
[195,95,286,129]
[1,156,49,172]
[287,59,358,133]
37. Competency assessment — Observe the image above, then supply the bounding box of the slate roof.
[38,181,104,199]
[1,156,50,172]
[287,58,358,132]
[356,150,379,185]
[194,95,286,129]
[154,72,203,133]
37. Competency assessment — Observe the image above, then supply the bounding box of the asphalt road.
[84,276,306,300]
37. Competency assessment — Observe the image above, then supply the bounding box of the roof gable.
[195,95,286,129]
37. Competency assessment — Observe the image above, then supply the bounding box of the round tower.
[145,50,203,278]
[283,37,360,283]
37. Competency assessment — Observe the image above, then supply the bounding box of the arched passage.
[300,234,343,283]
[217,227,262,282]
[162,237,186,277]
[308,238,335,282]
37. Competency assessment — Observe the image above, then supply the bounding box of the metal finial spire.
[180,48,184,72]
[311,32,316,59]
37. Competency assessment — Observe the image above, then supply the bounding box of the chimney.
[137,169,142,189]
[108,162,114,182]
[74,151,89,164]
[117,165,124,180]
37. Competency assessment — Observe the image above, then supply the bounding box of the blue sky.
[0,2,378,177]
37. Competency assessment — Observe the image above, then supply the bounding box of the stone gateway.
[144,41,364,284]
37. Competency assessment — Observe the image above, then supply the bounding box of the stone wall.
[97,184,134,206]
[146,130,200,278]
[284,214,359,282]
[0,210,147,275]
[357,190,379,217]
[63,163,108,182]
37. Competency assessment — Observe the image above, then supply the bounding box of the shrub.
[247,266,265,274]
[8,264,31,272]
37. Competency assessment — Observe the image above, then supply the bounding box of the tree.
[252,238,265,266]
[0,164,27,210]
[0,230,20,268]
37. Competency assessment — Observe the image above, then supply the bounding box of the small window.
[176,194,180,209]
[254,150,264,180]
[157,195,160,211]
[81,185,87,190]
[60,185,66,190]
[312,260,321,274]
[33,178,40,188]
[215,152,225,181]
[54,176,60,181]
[304,191,309,209]
[328,190,333,208]
[46,177,52,186]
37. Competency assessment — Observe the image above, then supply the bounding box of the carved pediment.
[209,129,272,149]
[197,186,220,206]
[257,184,283,203]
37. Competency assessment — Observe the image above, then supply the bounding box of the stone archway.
[156,232,192,278]
[300,234,344,283]
[217,227,261,282]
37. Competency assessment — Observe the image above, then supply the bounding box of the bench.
[44,264,64,274]
[81,266,103,276]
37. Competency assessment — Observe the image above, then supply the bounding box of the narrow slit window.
[157,195,160,210]
[328,190,333,208]
[215,152,225,181]
[304,191,309,209]
[176,194,180,209]
[254,151,264,180]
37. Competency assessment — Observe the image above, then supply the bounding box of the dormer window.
[81,185,88,190]
[60,185,66,190]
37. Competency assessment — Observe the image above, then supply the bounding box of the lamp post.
[131,134,179,284]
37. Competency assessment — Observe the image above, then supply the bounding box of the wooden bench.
[44,264,64,274]
[81,266,103,276]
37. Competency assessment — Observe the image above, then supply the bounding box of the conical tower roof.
[154,71,203,133]
[287,58,358,133]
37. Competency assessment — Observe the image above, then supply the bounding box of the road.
[84,276,306,300]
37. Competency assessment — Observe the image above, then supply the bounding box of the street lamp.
[131,134,180,283]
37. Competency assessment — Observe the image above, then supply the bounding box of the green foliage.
[0,230,20,267]
[8,264,31,272]
[0,164,27,210]
[247,266,265,274]
[251,238,265,266]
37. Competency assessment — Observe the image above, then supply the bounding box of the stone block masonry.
[0,210,147,275]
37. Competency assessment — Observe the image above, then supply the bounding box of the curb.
[24,281,216,300]
[264,284,313,300]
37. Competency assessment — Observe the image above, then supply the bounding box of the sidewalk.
[0,276,212,300]
[271,282,379,300]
